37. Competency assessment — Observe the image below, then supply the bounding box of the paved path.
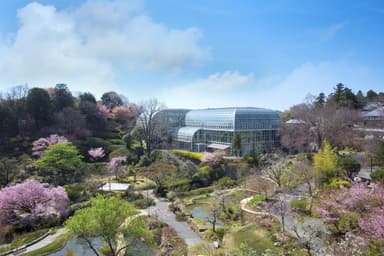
[21,228,67,255]
[239,183,328,256]
[240,197,269,216]
[141,190,203,248]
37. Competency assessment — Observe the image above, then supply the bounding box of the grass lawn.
[225,218,305,255]
[0,228,49,254]
[117,175,156,190]
[22,231,71,256]
[229,223,275,252]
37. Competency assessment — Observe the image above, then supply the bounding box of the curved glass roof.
[234,108,280,130]
[172,127,201,142]
[185,107,280,130]
[185,108,235,129]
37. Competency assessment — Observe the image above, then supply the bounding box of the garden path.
[239,183,328,256]
[268,192,328,256]
[21,228,67,255]
[141,190,203,248]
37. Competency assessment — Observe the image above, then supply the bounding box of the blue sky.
[0,0,383,110]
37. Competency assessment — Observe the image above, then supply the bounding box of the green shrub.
[370,169,384,183]
[104,131,121,140]
[168,178,192,192]
[216,176,236,189]
[0,225,14,244]
[203,229,219,240]
[108,146,129,159]
[224,207,239,221]
[175,212,188,222]
[326,178,351,189]
[108,138,124,145]
[175,185,216,197]
[134,198,155,209]
[296,153,314,162]
[138,155,152,167]
[367,240,384,256]
[149,150,161,162]
[290,199,308,212]
[215,227,226,241]
[172,149,203,161]
[87,162,107,175]
[245,156,254,164]
[247,194,266,206]
[193,166,213,187]
[339,156,361,178]
[100,245,112,255]
[108,144,123,152]
[338,212,359,232]
[63,183,86,203]
[122,190,155,209]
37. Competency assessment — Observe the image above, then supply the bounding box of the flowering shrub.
[108,156,127,179]
[111,104,142,120]
[88,147,105,161]
[316,184,384,238]
[172,149,203,161]
[97,103,110,118]
[0,180,68,225]
[359,208,384,239]
[32,134,68,157]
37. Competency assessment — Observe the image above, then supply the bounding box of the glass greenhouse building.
[154,107,281,155]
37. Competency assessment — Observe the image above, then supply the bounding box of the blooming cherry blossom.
[0,180,68,225]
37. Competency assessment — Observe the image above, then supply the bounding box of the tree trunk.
[309,196,313,215]
[107,239,116,256]
[305,246,313,256]
[83,237,100,256]
[281,215,285,241]
[221,197,225,213]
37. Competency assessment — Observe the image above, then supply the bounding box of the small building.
[285,119,305,124]
[206,143,231,155]
[362,107,384,127]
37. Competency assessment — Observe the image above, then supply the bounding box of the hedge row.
[172,149,204,161]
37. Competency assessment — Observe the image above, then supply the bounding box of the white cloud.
[0,0,208,93]
[162,61,382,111]
[161,71,254,108]
[244,61,379,110]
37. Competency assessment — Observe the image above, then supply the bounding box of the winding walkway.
[21,228,67,255]
[141,190,203,248]
[240,197,269,216]
[240,191,327,256]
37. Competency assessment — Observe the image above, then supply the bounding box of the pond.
[50,236,154,256]
[187,203,224,226]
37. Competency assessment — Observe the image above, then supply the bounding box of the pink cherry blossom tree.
[359,209,384,239]
[97,103,110,118]
[0,180,68,225]
[32,134,68,157]
[316,184,384,239]
[108,156,127,180]
[88,147,105,161]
